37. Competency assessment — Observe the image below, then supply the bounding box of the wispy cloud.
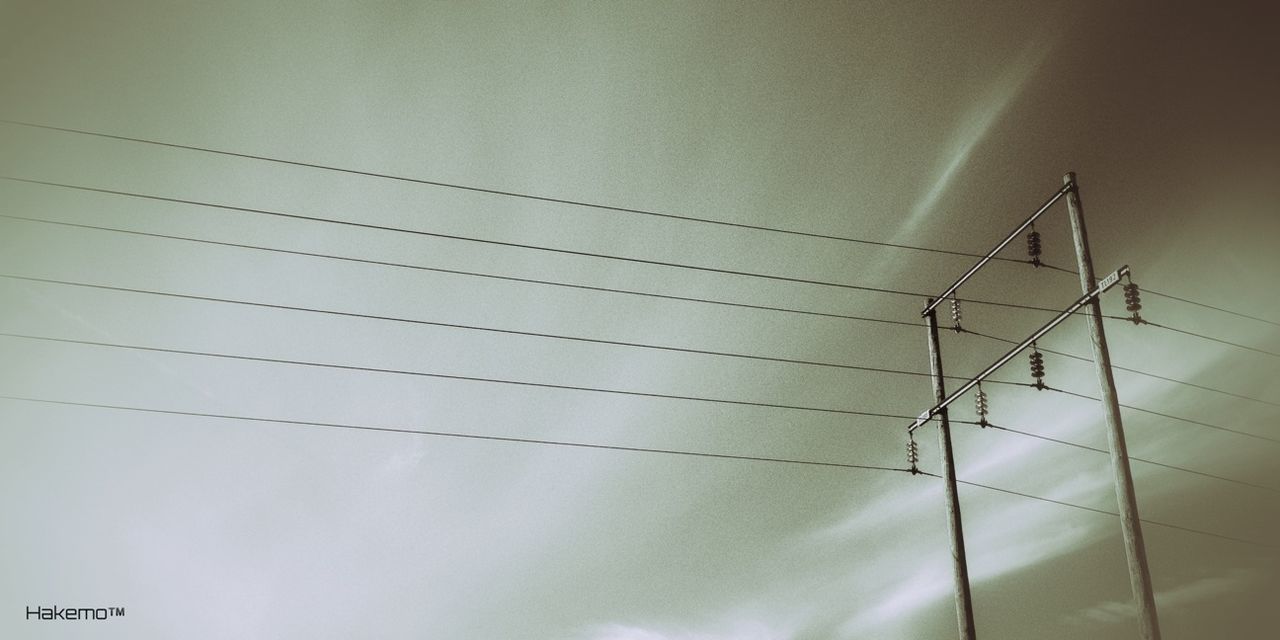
[889,36,1058,245]
[1067,567,1265,625]
[582,620,792,640]
[7,282,222,403]
[833,499,1104,637]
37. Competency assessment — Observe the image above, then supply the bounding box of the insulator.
[974,387,989,425]
[1123,282,1142,312]
[950,298,962,330]
[1027,229,1042,266]
[1029,348,1045,387]
[906,439,920,467]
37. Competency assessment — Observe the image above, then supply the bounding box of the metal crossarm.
[909,264,1129,433]
[921,182,1073,317]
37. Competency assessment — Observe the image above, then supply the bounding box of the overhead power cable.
[1133,318,1280,359]
[958,327,1279,408]
[4,122,1261,336]
[0,119,1034,265]
[0,214,919,328]
[8,212,1273,412]
[981,422,1280,495]
[1144,287,1280,328]
[1028,257,1277,332]
[980,260,1278,341]
[1,273,1033,388]
[922,472,1276,549]
[1036,262,1078,275]
[1040,384,1279,444]
[986,261,1280,348]
[922,329,1275,442]
[8,213,1272,410]
[0,177,1065,313]
[0,393,1263,547]
[0,332,915,421]
[0,394,913,474]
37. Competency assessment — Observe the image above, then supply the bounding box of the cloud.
[582,620,791,640]
[1067,567,1264,625]
[834,504,1102,638]
[889,36,1058,244]
[10,282,222,403]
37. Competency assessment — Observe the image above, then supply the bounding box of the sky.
[1,1,1278,638]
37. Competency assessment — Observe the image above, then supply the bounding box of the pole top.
[1063,171,1077,186]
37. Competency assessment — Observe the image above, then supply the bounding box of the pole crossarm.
[909,264,1129,433]
[921,182,1073,317]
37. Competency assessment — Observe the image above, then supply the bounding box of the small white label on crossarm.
[1099,269,1121,290]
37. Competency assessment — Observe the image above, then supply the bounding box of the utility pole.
[925,304,977,640]
[907,173,1157,639]
[907,183,1071,640]
[1063,172,1162,639]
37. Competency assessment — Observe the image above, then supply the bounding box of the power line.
[3,391,1264,548]
[0,119,1036,265]
[1145,287,1280,328]
[1040,265,1278,330]
[13,213,1272,411]
[0,214,921,328]
[1040,384,1280,445]
[3,273,1035,388]
[0,332,916,421]
[995,262,1280,343]
[980,422,1280,495]
[5,121,1268,341]
[1133,318,1280,359]
[1036,262,1078,275]
[10,196,1272,406]
[0,176,1067,313]
[33,209,1266,405]
[929,472,1276,549]
[958,327,1280,408]
[0,394,912,474]
[1009,262,1280,340]
[931,328,1276,442]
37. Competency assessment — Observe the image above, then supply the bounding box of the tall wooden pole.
[926,305,977,640]
[1063,172,1162,639]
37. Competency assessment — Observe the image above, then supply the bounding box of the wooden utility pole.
[925,305,977,640]
[908,173,1153,638]
[1063,172,1162,639]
